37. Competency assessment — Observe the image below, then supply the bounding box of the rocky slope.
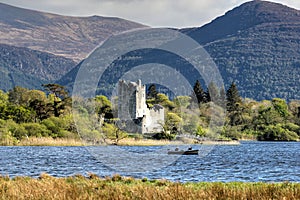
[0,44,77,90]
[0,3,146,62]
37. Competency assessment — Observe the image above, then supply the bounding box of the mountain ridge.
[1,1,300,101]
[0,2,147,62]
[0,43,77,91]
[181,0,300,45]
[59,0,300,100]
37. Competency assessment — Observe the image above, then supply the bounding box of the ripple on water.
[0,142,299,182]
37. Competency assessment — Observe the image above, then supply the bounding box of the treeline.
[0,81,299,145]
[146,81,300,141]
[188,80,300,141]
[0,84,77,145]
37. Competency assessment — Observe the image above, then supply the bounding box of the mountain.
[0,44,77,91]
[183,0,300,100]
[59,0,300,101]
[181,0,300,45]
[0,3,146,62]
[2,1,300,101]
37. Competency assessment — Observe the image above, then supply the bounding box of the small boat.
[167,148,199,155]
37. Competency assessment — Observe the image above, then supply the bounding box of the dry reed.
[17,137,84,146]
[0,174,299,200]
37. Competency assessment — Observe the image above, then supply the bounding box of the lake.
[0,141,299,182]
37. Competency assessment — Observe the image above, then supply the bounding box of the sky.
[1,0,300,28]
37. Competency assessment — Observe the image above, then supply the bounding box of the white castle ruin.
[118,80,164,133]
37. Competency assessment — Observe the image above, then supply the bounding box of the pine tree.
[147,84,158,99]
[192,80,206,104]
[226,82,242,112]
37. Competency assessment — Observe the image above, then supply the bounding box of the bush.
[283,123,300,135]
[257,124,299,141]
[152,132,176,140]
[22,123,51,137]
[221,126,242,140]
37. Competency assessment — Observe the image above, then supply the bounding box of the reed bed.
[117,138,185,146]
[0,174,299,200]
[17,137,83,146]
[14,137,241,147]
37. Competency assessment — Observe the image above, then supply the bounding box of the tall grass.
[0,174,299,200]
[17,137,83,146]
[117,138,184,146]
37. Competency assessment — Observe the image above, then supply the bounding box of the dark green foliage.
[147,84,158,99]
[226,82,242,112]
[257,124,299,141]
[191,80,206,105]
[152,132,176,140]
[1,80,300,144]
[22,123,51,137]
[42,84,70,117]
[94,95,113,119]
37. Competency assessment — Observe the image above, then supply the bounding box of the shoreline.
[4,137,298,147]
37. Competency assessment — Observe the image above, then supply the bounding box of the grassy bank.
[0,174,298,200]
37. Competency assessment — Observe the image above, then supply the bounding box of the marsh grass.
[10,136,241,147]
[117,138,184,146]
[0,174,299,200]
[17,137,83,146]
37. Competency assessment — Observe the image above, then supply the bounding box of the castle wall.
[143,105,164,133]
[118,79,164,134]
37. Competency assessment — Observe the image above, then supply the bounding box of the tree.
[95,95,113,119]
[271,98,289,120]
[226,82,242,112]
[0,90,8,120]
[43,84,70,117]
[191,80,206,105]
[156,93,175,110]
[164,112,182,134]
[42,84,69,100]
[147,84,158,99]
[0,90,8,104]
[101,122,127,145]
[8,86,29,106]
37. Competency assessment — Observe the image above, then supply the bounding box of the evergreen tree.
[147,84,158,99]
[192,80,206,104]
[226,82,242,112]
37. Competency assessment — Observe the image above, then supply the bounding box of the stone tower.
[118,80,164,133]
[118,79,146,120]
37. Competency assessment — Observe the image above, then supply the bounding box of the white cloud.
[1,0,299,28]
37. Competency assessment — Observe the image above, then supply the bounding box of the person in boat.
[188,147,192,150]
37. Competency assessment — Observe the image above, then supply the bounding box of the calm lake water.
[0,141,299,182]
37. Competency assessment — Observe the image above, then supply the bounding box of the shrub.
[22,123,51,137]
[152,132,176,140]
[257,124,299,141]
